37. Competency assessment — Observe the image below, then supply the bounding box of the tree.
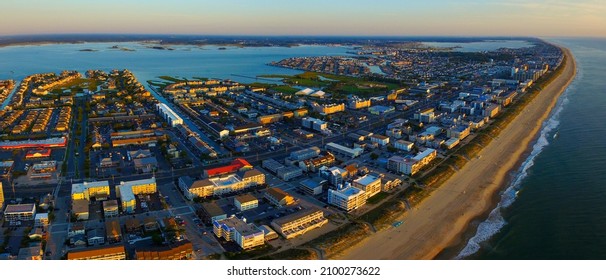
[370,153,379,160]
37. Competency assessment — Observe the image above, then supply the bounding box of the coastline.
[338,46,576,260]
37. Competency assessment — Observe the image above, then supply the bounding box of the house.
[87,228,105,246]
[68,222,85,238]
[125,217,142,233]
[105,220,122,243]
[128,149,153,160]
[143,217,158,232]
[134,157,158,173]
[72,199,89,220]
[103,200,119,218]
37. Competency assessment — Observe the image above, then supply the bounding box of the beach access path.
[340,47,576,260]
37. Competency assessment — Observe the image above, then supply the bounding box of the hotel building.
[213,216,265,250]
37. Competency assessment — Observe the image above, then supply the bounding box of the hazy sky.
[1,0,605,37]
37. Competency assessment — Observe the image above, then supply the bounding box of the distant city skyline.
[1,0,605,37]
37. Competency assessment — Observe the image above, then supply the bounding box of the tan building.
[67,244,126,260]
[264,188,295,207]
[234,194,258,211]
[353,174,382,198]
[213,216,264,250]
[271,208,328,239]
[135,240,193,260]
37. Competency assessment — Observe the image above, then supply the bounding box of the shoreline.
[338,45,576,260]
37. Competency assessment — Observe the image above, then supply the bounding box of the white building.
[394,140,414,152]
[325,142,364,159]
[301,117,327,132]
[327,185,367,212]
[370,134,390,146]
[213,216,264,250]
[387,148,437,175]
[156,103,184,127]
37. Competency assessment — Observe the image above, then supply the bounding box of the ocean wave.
[454,71,578,259]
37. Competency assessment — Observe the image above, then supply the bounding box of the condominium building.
[327,166,348,187]
[327,186,367,212]
[299,153,335,172]
[370,134,390,146]
[4,204,36,221]
[353,174,382,198]
[179,169,265,199]
[116,177,157,214]
[135,240,194,260]
[264,188,295,207]
[271,207,328,239]
[67,244,126,260]
[394,140,414,152]
[277,166,303,181]
[156,103,184,127]
[311,103,345,115]
[71,181,110,201]
[234,194,258,212]
[387,148,437,175]
[301,117,327,131]
[213,216,265,250]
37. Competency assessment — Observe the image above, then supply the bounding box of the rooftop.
[216,216,263,238]
[272,207,324,226]
[72,181,110,195]
[354,174,380,186]
[4,204,36,213]
[67,244,125,260]
[235,193,258,204]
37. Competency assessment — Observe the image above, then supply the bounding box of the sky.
[1,0,605,37]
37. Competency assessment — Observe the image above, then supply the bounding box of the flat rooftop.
[5,204,36,213]
[354,174,380,186]
[217,216,263,237]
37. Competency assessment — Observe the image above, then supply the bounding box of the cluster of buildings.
[71,177,157,217]
[179,158,265,200]
[271,56,371,76]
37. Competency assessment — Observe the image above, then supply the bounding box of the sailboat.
[553,131,559,139]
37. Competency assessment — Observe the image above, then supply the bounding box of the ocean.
[458,38,606,259]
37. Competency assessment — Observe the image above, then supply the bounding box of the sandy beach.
[339,46,576,260]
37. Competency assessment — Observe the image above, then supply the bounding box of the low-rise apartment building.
[271,208,328,239]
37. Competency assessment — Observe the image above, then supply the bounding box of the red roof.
[205,158,252,177]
